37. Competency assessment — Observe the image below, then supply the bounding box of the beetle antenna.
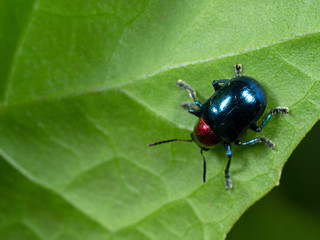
[200,149,207,183]
[148,139,192,146]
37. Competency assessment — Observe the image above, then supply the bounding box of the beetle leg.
[188,109,201,117]
[224,142,233,190]
[176,80,202,108]
[180,103,201,117]
[235,63,242,77]
[250,107,289,132]
[235,138,275,150]
[212,79,229,91]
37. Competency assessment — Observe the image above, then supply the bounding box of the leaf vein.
[274,50,313,79]
[3,0,39,105]
[0,147,111,232]
[121,28,320,89]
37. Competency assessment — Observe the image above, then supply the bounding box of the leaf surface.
[0,0,319,239]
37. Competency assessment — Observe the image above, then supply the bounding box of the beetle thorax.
[192,118,222,149]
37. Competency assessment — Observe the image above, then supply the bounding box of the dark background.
[228,121,320,239]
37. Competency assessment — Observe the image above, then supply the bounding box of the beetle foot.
[260,138,276,150]
[176,80,195,99]
[235,63,242,76]
[268,141,276,150]
[181,102,195,109]
[273,107,289,115]
[176,80,202,108]
[176,79,187,86]
[225,178,233,190]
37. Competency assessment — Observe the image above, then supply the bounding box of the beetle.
[148,64,289,190]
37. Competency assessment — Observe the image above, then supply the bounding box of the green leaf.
[0,0,319,239]
[228,122,320,239]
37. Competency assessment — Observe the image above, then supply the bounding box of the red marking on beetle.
[193,118,222,148]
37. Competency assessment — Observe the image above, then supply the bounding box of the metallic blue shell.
[201,76,267,142]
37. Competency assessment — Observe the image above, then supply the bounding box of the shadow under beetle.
[148,64,289,190]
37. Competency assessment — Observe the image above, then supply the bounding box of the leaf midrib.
[3,27,320,112]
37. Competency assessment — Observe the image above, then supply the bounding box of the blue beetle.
[149,64,289,190]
